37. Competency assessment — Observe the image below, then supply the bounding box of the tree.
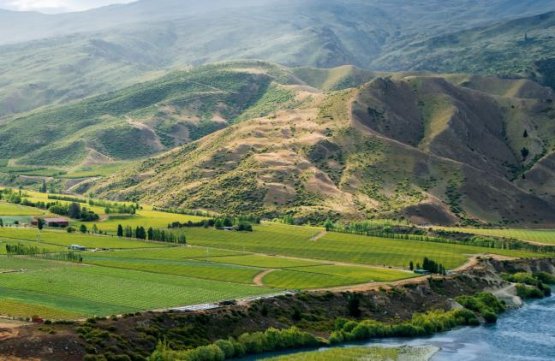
[521,147,530,160]
[40,180,47,193]
[409,261,414,271]
[523,130,528,138]
[68,202,81,219]
[66,226,76,233]
[79,224,88,233]
[147,227,154,241]
[125,226,133,238]
[37,218,45,230]
[324,219,334,232]
[117,224,123,237]
[0,218,3,227]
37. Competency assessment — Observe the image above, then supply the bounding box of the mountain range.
[2,0,555,225]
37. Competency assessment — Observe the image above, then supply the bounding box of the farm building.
[32,217,70,228]
[68,244,87,251]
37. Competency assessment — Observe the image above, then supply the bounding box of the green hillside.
[1,1,555,118]
[92,73,555,226]
[372,11,555,81]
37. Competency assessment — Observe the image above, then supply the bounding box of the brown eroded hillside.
[92,71,555,226]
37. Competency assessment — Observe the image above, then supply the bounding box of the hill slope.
[0,62,373,168]
[92,73,555,226]
[2,0,555,118]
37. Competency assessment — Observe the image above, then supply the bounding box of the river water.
[249,289,555,360]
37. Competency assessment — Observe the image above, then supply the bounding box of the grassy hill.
[0,61,377,191]
[91,72,555,226]
[0,62,304,168]
[1,0,555,118]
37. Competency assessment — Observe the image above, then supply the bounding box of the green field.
[184,225,546,270]
[263,265,414,289]
[0,194,554,320]
[0,257,272,318]
[0,201,49,216]
[0,228,168,249]
[438,227,555,246]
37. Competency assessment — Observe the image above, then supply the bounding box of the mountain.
[2,0,555,118]
[371,11,555,78]
[90,64,555,226]
[0,62,373,168]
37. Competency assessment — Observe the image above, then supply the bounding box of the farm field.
[0,190,554,320]
[263,265,414,289]
[91,207,206,232]
[436,227,555,245]
[0,228,167,249]
[183,225,547,269]
[0,202,49,216]
[0,257,273,318]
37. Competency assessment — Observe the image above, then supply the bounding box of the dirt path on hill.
[253,269,277,286]
[309,230,327,241]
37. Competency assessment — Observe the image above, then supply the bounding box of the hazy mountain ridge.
[2,0,555,118]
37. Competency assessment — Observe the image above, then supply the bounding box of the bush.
[482,311,497,324]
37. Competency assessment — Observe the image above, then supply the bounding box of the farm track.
[253,269,277,286]
[313,254,511,293]
[309,230,327,241]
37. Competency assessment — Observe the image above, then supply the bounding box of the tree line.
[409,257,447,275]
[117,225,186,244]
[168,216,257,232]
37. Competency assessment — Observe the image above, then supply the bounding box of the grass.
[261,346,433,361]
[0,201,49,216]
[184,224,546,270]
[203,254,326,269]
[437,227,555,246]
[0,228,169,249]
[64,161,135,178]
[0,199,552,320]
[85,255,262,284]
[0,298,83,320]
[93,207,206,233]
[0,256,273,318]
[0,238,65,255]
[263,265,414,289]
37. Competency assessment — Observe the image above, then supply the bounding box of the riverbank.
[0,257,553,361]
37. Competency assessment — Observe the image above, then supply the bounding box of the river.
[248,289,555,360]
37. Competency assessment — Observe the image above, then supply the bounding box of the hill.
[92,72,555,226]
[0,62,373,169]
[371,11,555,80]
[1,0,555,118]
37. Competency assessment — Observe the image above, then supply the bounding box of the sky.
[0,0,136,13]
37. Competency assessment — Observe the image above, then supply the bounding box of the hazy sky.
[0,0,136,13]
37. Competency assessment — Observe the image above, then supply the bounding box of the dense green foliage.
[149,327,322,361]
